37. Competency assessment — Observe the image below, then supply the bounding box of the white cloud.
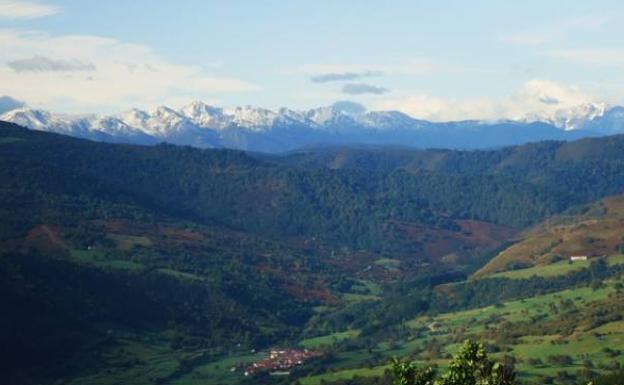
[0,0,59,19]
[502,13,614,46]
[375,95,505,122]
[0,29,259,112]
[549,48,624,67]
[293,58,440,77]
[502,33,550,46]
[374,79,599,122]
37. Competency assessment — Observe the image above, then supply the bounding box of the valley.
[1,122,624,385]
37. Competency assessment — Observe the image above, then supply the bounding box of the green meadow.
[296,279,624,385]
[488,255,624,280]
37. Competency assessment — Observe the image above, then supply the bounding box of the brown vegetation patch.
[396,220,516,264]
[100,219,205,244]
[281,281,340,305]
[23,225,69,255]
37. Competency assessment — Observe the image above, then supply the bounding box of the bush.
[547,355,574,366]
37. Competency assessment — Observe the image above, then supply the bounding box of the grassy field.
[352,279,382,295]
[67,331,263,385]
[70,249,144,271]
[0,137,23,144]
[299,358,452,385]
[171,352,262,385]
[374,258,401,271]
[68,334,192,385]
[66,231,153,271]
[156,268,205,282]
[299,330,361,349]
[342,293,382,302]
[107,233,153,250]
[299,364,390,385]
[487,254,624,280]
[409,284,614,329]
[296,279,624,385]
[340,279,383,303]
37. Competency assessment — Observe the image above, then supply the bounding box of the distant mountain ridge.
[2,100,624,152]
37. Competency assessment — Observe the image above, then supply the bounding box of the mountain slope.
[474,194,624,277]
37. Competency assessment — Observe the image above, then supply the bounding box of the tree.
[391,359,436,385]
[391,340,518,385]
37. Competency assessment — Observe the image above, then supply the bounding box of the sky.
[1,0,624,121]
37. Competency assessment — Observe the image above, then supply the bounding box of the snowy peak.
[359,110,422,129]
[1,107,53,129]
[118,108,150,128]
[305,102,363,126]
[180,101,279,130]
[223,105,278,128]
[304,102,417,130]
[525,102,608,130]
[0,101,421,138]
[150,106,186,127]
[579,105,624,134]
[117,107,191,136]
[89,116,141,136]
[181,101,220,116]
[521,102,624,133]
[552,103,607,131]
[180,101,228,128]
[1,107,151,139]
[0,107,90,135]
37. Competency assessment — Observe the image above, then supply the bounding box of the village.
[241,348,323,377]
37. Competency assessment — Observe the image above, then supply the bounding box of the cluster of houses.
[243,348,322,377]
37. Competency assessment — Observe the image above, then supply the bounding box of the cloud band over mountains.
[342,83,390,95]
[310,70,383,83]
[8,55,96,72]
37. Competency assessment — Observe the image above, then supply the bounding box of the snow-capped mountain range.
[2,100,623,152]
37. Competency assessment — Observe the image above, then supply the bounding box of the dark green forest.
[4,122,624,251]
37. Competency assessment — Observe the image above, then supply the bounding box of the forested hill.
[278,135,624,176]
[3,121,624,254]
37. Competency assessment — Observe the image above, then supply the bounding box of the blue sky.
[1,0,624,120]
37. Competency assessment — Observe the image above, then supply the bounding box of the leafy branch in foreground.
[392,340,518,385]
